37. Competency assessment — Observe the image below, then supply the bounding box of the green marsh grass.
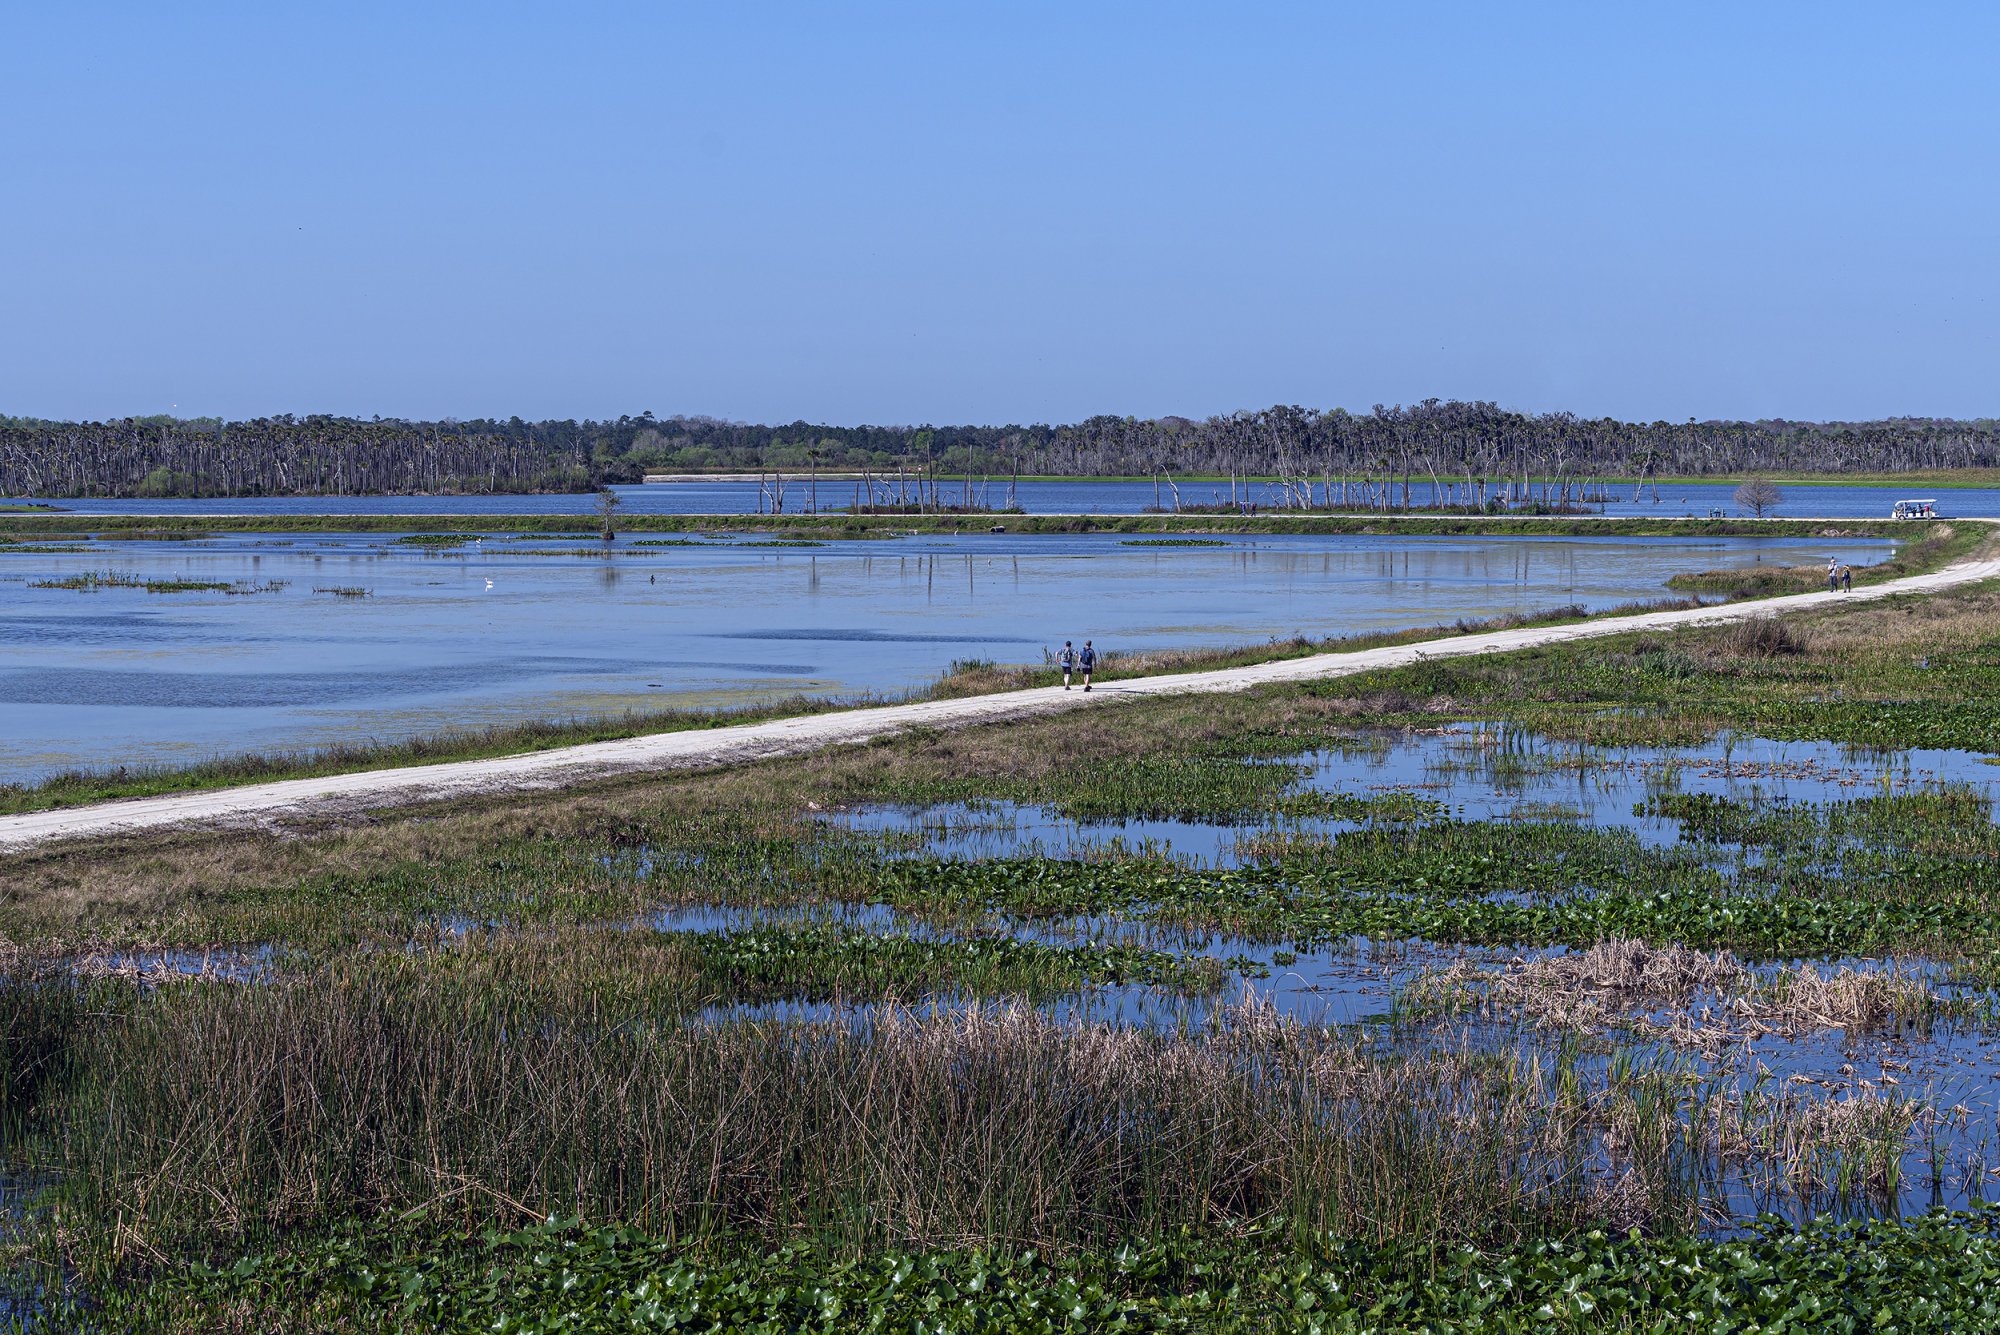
[26,571,248,593]
[391,533,482,546]
[19,976,1927,1278]
[10,564,2000,1325]
[28,570,143,590]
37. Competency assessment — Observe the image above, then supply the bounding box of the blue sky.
[3,2,1994,424]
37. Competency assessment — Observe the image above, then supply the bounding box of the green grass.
[14,554,2000,1328]
[0,697,875,815]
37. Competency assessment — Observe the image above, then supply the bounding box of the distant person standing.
[1827,558,1839,592]
[1058,640,1076,689]
[1079,640,1096,691]
[1840,564,1853,592]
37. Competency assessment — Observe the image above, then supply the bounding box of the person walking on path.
[1841,563,1853,592]
[1079,640,1096,691]
[1827,558,1839,592]
[1058,641,1076,689]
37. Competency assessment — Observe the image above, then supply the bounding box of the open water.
[0,529,1891,783]
[11,477,1999,518]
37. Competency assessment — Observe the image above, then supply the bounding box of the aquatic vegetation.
[138,579,236,593]
[27,570,249,593]
[497,546,630,555]
[311,585,371,596]
[682,922,1226,998]
[876,842,2000,958]
[17,981,1931,1269]
[12,562,2000,1326]
[84,1206,2000,1334]
[29,570,143,590]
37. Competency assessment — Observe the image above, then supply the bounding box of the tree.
[595,486,622,543]
[1733,477,1783,517]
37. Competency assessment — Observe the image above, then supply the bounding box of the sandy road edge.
[8,544,1999,854]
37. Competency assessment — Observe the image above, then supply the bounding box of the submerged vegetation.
[14,558,2000,1325]
[28,570,268,594]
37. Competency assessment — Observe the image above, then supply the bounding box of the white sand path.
[5,545,1996,854]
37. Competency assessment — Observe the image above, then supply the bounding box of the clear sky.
[3,2,1994,425]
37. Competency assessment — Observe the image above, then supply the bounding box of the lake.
[0,529,1890,783]
[12,477,1998,518]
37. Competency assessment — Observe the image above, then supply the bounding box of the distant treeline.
[4,402,2000,498]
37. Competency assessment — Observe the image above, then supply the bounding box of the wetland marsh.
[11,560,2000,1328]
[0,527,1892,784]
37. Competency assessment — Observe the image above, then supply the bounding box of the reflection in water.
[0,531,1891,782]
[16,478,2000,518]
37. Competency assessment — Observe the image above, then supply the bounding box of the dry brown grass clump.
[1757,962,1938,1033]
[1404,939,1750,1028]
[1527,938,1748,999]
[1407,939,1946,1051]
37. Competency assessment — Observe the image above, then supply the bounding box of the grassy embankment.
[12,574,2000,1326]
[0,520,1976,817]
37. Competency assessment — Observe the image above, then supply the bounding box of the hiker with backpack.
[1059,641,1077,689]
[1078,640,1096,691]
